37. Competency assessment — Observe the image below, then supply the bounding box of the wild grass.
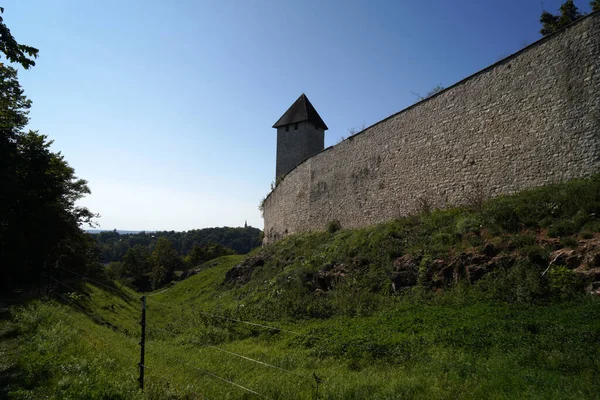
[3,175,600,398]
[4,287,600,399]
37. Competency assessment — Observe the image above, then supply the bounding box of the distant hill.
[87,229,151,235]
[92,226,262,264]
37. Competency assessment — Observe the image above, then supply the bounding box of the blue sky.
[3,0,593,231]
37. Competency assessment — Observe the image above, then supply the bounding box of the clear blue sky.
[3,0,593,231]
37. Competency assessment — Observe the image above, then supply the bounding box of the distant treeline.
[92,226,262,264]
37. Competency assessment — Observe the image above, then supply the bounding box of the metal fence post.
[138,295,146,390]
[313,373,322,399]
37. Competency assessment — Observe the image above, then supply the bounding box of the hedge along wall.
[263,13,600,244]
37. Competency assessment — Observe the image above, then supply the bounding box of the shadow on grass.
[0,300,51,400]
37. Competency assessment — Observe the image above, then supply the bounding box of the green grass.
[3,281,600,399]
[3,175,600,398]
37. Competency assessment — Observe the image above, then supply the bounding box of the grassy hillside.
[3,175,600,399]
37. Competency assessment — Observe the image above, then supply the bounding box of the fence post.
[138,295,146,391]
[313,373,322,399]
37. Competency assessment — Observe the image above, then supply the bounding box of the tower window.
[294,123,299,130]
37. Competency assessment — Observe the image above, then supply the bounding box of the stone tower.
[273,94,328,179]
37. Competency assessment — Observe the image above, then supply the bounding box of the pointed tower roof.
[272,94,328,130]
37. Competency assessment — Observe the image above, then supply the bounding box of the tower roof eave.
[272,93,328,130]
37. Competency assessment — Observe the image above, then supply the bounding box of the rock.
[393,254,417,270]
[539,237,563,250]
[492,254,517,269]
[391,270,418,291]
[224,254,266,285]
[179,270,190,280]
[549,249,583,269]
[482,243,498,257]
[224,264,254,285]
[586,282,600,296]
[436,264,454,285]
[467,263,494,283]
[583,251,600,269]
[314,263,347,291]
[390,255,418,291]
[244,255,265,268]
[574,267,600,281]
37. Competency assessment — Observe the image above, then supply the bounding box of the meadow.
[3,175,600,399]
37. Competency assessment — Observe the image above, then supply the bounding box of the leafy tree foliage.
[184,243,235,267]
[0,8,97,290]
[540,0,584,36]
[149,238,183,289]
[0,7,38,69]
[591,0,600,11]
[0,65,31,132]
[2,122,98,289]
[122,245,151,282]
[94,230,246,290]
[93,226,261,264]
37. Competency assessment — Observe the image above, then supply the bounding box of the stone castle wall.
[263,13,600,243]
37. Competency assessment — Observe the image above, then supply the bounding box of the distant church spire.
[244,220,248,229]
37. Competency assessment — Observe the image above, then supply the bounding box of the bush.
[509,233,536,249]
[327,220,342,234]
[560,236,578,248]
[518,246,549,266]
[476,261,548,303]
[104,262,123,280]
[455,215,482,236]
[548,220,578,238]
[548,266,584,299]
[483,198,520,232]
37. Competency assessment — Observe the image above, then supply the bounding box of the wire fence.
[49,269,321,399]
[145,296,400,359]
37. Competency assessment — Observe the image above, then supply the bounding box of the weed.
[560,236,579,248]
[327,220,342,234]
[548,266,585,300]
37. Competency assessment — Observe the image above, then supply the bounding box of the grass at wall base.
[3,175,600,399]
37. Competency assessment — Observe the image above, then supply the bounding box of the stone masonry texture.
[263,14,600,244]
[276,121,325,179]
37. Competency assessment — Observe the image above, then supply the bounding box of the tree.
[592,0,600,11]
[0,7,38,69]
[184,245,206,267]
[0,65,31,132]
[149,238,183,289]
[540,0,584,36]
[122,245,150,282]
[0,7,97,290]
[2,130,97,288]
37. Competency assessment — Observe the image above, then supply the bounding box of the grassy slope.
[4,176,600,399]
[4,257,599,399]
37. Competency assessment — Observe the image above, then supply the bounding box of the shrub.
[518,246,549,266]
[509,233,536,249]
[327,220,342,234]
[560,236,578,248]
[417,255,432,287]
[455,215,482,236]
[483,198,520,232]
[476,261,548,303]
[548,266,584,299]
[104,262,123,280]
[548,220,578,238]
